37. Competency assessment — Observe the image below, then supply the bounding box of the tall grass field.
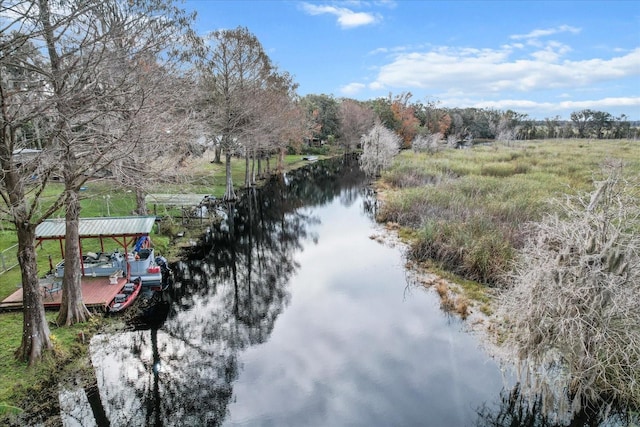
[377,139,640,285]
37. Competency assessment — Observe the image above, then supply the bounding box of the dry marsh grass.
[378,139,640,286]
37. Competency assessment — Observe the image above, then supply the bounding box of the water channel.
[66,157,524,426]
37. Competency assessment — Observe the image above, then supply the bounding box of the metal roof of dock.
[36,216,156,240]
[145,193,211,206]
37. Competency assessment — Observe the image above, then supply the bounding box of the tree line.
[1,0,637,368]
[302,92,639,149]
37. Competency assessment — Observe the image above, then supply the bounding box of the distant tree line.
[301,92,639,149]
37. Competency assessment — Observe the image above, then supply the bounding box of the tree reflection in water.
[60,155,636,426]
[475,383,639,427]
[85,156,370,426]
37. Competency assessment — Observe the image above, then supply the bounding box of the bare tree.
[493,114,518,143]
[411,132,444,153]
[37,0,99,325]
[497,164,640,422]
[236,70,307,187]
[359,122,401,177]
[201,27,273,201]
[1,0,196,364]
[32,0,195,326]
[338,98,375,153]
[111,66,200,215]
[256,70,309,174]
[0,26,60,364]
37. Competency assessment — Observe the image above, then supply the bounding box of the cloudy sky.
[184,0,640,120]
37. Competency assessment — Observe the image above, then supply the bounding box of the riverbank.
[373,137,640,328]
[370,220,506,361]
[2,144,637,423]
[373,139,640,422]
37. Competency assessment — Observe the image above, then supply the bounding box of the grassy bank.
[0,152,322,417]
[0,311,110,418]
[377,139,640,286]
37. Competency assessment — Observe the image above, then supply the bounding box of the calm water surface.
[75,158,513,426]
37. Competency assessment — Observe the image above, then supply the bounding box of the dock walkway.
[0,276,127,311]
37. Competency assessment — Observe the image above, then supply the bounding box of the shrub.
[383,167,440,188]
[381,140,640,289]
[300,145,329,156]
[497,168,640,421]
[412,133,444,153]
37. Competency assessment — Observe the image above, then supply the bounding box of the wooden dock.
[0,276,127,311]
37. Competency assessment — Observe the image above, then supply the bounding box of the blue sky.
[183,1,640,120]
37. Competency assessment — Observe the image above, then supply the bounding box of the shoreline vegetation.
[376,138,640,422]
[1,140,639,423]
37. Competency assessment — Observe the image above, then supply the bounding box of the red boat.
[108,277,142,313]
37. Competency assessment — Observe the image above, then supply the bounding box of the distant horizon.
[184,0,640,121]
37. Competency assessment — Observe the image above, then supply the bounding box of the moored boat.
[55,247,164,288]
[108,277,142,313]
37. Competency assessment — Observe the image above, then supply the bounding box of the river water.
[69,157,517,426]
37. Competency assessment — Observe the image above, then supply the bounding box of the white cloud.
[510,25,581,40]
[362,34,639,118]
[370,46,640,95]
[529,41,572,62]
[440,97,640,117]
[301,3,380,28]
[340,82,366,95]
[557,97,640,109]
[369,43,432,56]
[369,47,389,55]
[374,0,397,7]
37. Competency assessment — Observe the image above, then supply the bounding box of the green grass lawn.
[0,154,317,298]
[0,311,108,413]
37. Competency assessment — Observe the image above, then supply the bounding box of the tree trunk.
[85,381,110,427]
[250,153,256,186]
[214,144,222,164]
[2,124,52,364]
[135,188,148,215]
[244,149,250,188]
[223,152,236,201]
[277,147,285,173]
[14,224,53,365]
[57,189,92,326]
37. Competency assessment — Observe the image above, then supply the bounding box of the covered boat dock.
[35,216,157,276]
[0,216,157,311]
